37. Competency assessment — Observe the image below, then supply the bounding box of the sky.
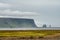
[0,0,60,27]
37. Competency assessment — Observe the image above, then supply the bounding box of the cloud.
[12,0,60,7]
[25,1,59,6]
[0,9,40,27]
[0,3,11,8]
[0,9,39,17]
[1,0,59,10]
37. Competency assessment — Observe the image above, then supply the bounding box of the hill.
[0,18,37,28]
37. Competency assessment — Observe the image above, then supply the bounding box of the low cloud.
[0,9,39,17]
[0,3,11,8]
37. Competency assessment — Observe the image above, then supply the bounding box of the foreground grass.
[0,30,60,37]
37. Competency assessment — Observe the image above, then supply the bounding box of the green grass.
[0,30,60,37]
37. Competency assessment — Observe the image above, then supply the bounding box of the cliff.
[0,18,37,28]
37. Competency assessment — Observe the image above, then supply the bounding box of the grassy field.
[0,30,60,37]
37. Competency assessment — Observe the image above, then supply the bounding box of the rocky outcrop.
[0,18,37,28]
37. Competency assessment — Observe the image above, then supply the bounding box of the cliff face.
[0,18,37,28]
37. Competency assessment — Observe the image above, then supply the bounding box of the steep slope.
[0,18,37,28]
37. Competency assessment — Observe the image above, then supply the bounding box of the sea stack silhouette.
[0,18,37,28]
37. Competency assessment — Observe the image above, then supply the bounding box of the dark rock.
[0,18,37,28]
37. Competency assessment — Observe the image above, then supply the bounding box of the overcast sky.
[0,0,60,27]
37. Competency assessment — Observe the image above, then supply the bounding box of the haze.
[0,0,60,27]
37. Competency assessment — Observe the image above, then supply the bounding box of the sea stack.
[0,18,37,28]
